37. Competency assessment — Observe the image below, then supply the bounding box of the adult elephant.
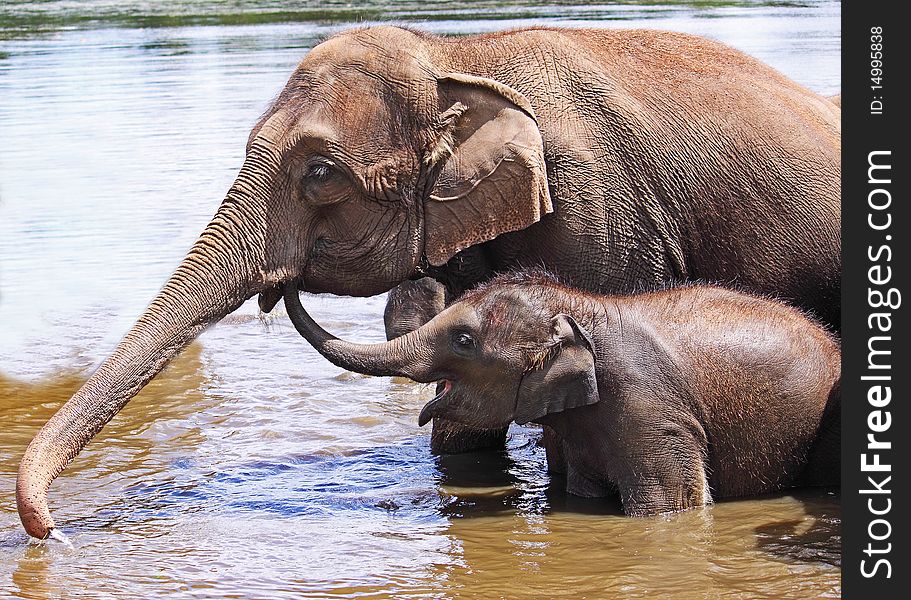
[17,26,840,539]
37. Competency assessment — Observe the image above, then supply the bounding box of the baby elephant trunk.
[283,285,436,382]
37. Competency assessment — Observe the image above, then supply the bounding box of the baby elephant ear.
[514,314,600,425]
[423,73,553,267]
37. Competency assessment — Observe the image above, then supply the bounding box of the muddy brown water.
[1,2,840,598]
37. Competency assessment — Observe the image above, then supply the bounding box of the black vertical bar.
[842,1,908,597]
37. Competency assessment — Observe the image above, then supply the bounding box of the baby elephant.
[283,273,840,516]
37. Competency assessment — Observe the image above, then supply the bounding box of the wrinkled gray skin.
[18,25,840,539]
[285,276,841,516]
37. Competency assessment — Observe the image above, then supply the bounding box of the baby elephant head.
[283,284,600,429]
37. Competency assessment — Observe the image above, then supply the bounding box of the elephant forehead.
[286,65,433,153]
[475,291,548,341]
[434,302,481,329]
[298,31,435,98]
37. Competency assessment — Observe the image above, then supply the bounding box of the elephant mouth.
[258,285,284,313]
[418,379,452,427]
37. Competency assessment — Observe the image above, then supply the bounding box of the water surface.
[1,2,840,597]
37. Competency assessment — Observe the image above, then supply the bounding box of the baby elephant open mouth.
[418,380,452,427]
[283,273,840,518]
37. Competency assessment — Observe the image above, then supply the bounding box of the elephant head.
[282,281,600,432]
[17,26,553,539]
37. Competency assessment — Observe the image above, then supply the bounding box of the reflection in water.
[12,544,52,600]
[1,1,839,597]
[755,495,841,567]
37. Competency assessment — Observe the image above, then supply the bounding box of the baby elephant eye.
[451,332,476,354]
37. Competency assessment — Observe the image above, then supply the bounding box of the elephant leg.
[566,460,612,498]
[799,379,841,487]
[384,279,508,454]
[599,393,712,515]
[615,433,711,516]
[539,424,567,474]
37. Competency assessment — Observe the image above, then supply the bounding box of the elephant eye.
[306,160,334,183]
[451,331,476,355]
[300,156,349,206]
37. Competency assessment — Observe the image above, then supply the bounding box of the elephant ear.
[514,314,600,425]
[423,73,553,267]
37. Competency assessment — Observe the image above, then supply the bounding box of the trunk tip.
[17,471,57,541]
[18,506,55,542]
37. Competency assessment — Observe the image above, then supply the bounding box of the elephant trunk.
[283,285,436,382]
[16,116,290,540]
